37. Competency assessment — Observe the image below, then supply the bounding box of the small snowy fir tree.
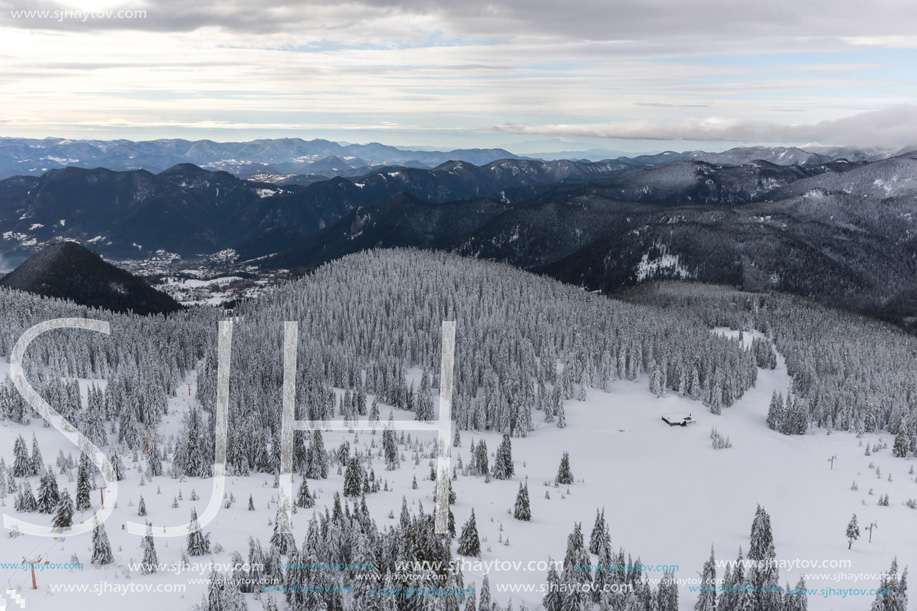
[513,482,531,521]
[555,452,573,485]
[29,434,43,477]
[141,523,158,574]
[187,507,210,556]
[493,434,514,480]
[53,488,74,531]
[457,509,481,557]
[343,455,364,497]
[296,479,314,508]
[36,470,60,514]
[589,509,609,555]
[766,391,785,431]
[554,388,566,428]
[12,435,30,478]
[91,519,114,565]
[270,497,295,555]
[871,558,908,611]
[138,496,147,517]
[111,453,125,481]
[846,514,860,549]
[893,426,910,458]
[695,546,716,611]
[75,455,92,511]
[543,562,562,611]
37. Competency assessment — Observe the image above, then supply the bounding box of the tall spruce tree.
[748,505,780,611]
[695,546,717,611]
[12,435,30,477]
[76,454,92,511]
[555,452,573,485]
[141,523,159,574]
[36,470,60,514]
[493,435,514,480]
[847,514,860,549]
[589,509,609,555]
[29,434,43,477]
[52,489,74,531]
[513,482,531,521]
[343,455,364,497]
[187,507,210,556]
[296,478,314,508]
[457,509,481,557]
[91,519,114,565]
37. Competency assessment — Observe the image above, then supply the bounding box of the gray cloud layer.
[492,105,917,148]
[3,0,917,39]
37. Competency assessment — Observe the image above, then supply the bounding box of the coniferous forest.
[0,248,913,611]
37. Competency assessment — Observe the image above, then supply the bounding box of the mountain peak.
[0,241,182,316]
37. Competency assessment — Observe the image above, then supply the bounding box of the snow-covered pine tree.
[147,438,163,476]
[304,430,329,479]
[19,481,37,512]
[416,370,435,421]
[543,562,562,611]
[473,440,489,476]
[893,425,910,458]
[36,470,60,513]
[53,488,74,530]
[29,433,43,477]
[555,452,573,485]
[296,478,314,508]
[513,482,531,521]
[91,518,114,565]
[767,390,785,431]
[748,505,780,611]
[12,435,30,477]
[492,435,514,480]
[553,387,566,428]
[480,575,492,611]
[785,576,808,611]
[846,514,860,549]
[343,455,364,497]
[138,496,147,517]
[457,509,481,557]
[270,498,295,555]
[871,558,908,611]
[657,570,679,611]
[695,546,716,611]
[111,453,125,481]
[141,523,158,574]
[187,507,210,556]
[719,547,744,611]
[76,454,92,511]
[589,509,609,555]
[561,522,590,585]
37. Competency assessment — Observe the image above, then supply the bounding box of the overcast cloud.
[492,105,917,148]
[1,0,916,149]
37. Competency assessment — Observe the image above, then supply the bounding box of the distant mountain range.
[258,154,917,329]
[0,136,523,181]
[1,142,917,328]
[0,158,631,260]
[0,241,181,315]
[4,136,917,183]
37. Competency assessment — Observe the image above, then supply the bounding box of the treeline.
[620,282,917,446]
[189,249,757,476]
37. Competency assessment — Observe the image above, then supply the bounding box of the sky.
[1,0,917,154]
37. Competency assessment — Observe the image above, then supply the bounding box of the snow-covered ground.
[154,276,268,306]
[0,330,914,610]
